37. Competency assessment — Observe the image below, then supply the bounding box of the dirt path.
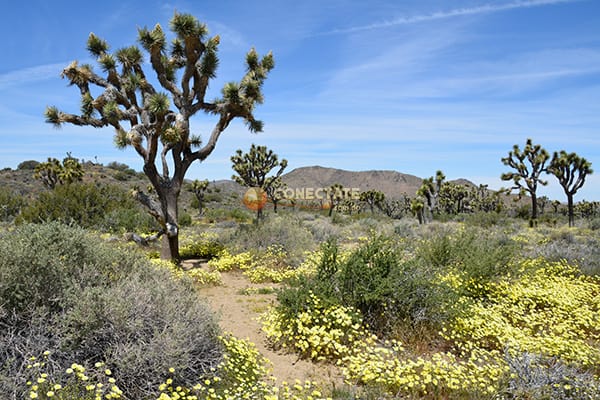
[198,269,343,386]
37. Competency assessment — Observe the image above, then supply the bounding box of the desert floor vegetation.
[2,197,599,399]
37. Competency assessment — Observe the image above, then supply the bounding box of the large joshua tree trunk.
[531,192,538,220]
[567,194,574,228]
[161,187,180,260]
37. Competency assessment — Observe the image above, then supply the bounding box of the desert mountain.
[280,166,426,199]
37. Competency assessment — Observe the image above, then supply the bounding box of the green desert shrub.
[18,182,157,232]
[203,207,252,223]
[278,236,460,336]
[179,232,225,259]
[99,206,158,233]
[0,223,222,399]
[178,210,193,227]
[416,227,517,297]
[0,190,24,221]
[462,211,506,228]
[16,159,40,170]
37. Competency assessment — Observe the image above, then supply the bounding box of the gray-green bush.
[0,223,222,399]
[229,214,315,265]
[499,352,600,400]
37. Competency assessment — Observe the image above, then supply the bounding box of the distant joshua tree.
[501,139,549,221]
[266,178,287,213]
[417,170,445,222]
[231,144,287,220]
[547,150,593,227]
[411,197,425,224]
[326,183,345,217]
[359,190,385,213]
[188,179,209,216]
[34,154,84,189]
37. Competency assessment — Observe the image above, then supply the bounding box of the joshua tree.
[188,179,209,215]
[45,13,274,260]
[34,155,84,189]
[326,183,345,217]
[359,190,385,213]
[438,182,470,214]
[501,139,549,221]
[411,197,425,224]
[468,184,502,213]
[417,170,445,222]
[231,144,287,220]
[551,199,561,214]
[537,195,549,215]
[265,179,287,213]
[547,151,593,227]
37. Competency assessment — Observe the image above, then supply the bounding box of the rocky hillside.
[282,166,430,199]
[2,162,480,205]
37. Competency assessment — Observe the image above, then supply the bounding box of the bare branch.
[131,189,164,224]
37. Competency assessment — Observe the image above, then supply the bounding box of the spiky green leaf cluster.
[98,54,116,72]
[245,118,263,133]
[61,61,93,87]
[188,134,202,148]
[81,92,94,117]
[170,12,208,39]
[147,92,170,116]
[170,38,186,64]
[161,127,181,145]
[102,101,120,123]
[113,129,129,149]
[222,82,240,103]
[116,46,143,71]
[123,73,143,92]
[200,36,220,79]
[86,33,109,56]
[138,24,166,52]
[44,106,62,127]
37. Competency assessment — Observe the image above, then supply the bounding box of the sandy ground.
[197,268,343,387]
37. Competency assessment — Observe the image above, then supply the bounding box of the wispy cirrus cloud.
[0,62,68,90]
[320,0,580,35]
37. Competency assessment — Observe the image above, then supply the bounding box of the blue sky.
[1,0,599,200]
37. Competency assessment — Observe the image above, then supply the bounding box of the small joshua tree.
[188,179,209,215]
[34,154,84,189]
[438,182,470,214]
[231,144,287,220]
[265,178,287,213]
[547,151,593,227]
[411,197,425,224]
[417,170,445,222]
[326,183,345,217]
[44,13,274,260]
[359,190,385,214]
[501,139,549,221]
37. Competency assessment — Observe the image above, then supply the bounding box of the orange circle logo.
[242,187,267,211]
